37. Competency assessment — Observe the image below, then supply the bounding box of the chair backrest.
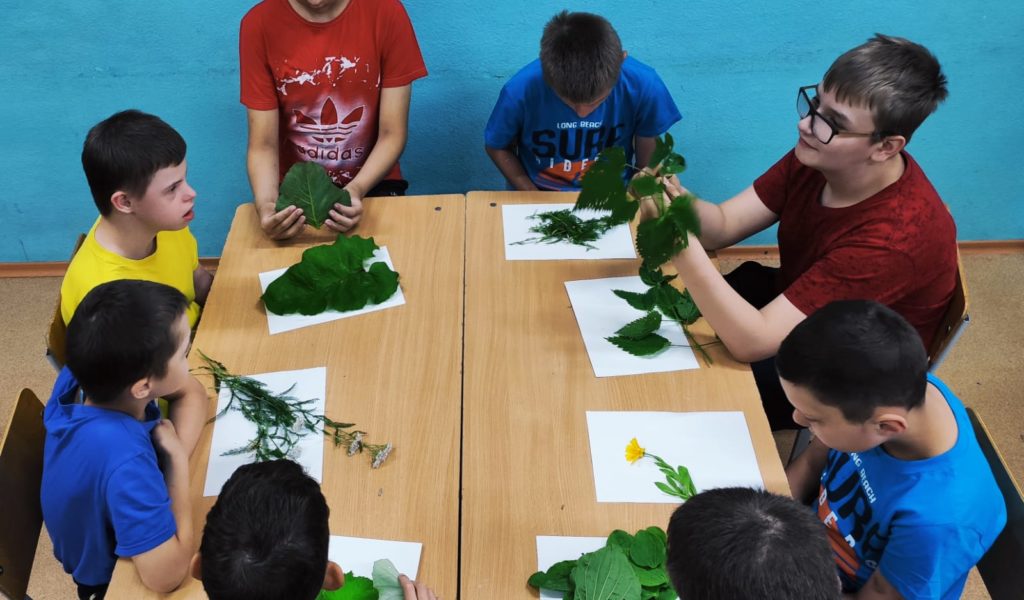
[0,389,46,600]
[45,233,86,371]
[928,248,969,371]
[969,408,1024,599]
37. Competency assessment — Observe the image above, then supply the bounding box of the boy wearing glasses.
[644,34,956,429]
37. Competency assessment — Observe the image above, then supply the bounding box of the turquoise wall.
[1,1,1021,261]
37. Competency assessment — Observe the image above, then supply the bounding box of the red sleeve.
[239,8,279,111]
[379,0,427,88]
[782,244,916,316]
[752,151,797,215]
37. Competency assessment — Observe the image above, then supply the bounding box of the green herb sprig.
[197,351,393,468]
[513,209,619,250]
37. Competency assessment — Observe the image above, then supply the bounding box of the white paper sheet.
[259,246,406,335]
[328,535,422,579]
[535,536,607,599]
[564,276,699,377]
[586,411,764,503]
[203,367,327,497]
[502,203,637,260]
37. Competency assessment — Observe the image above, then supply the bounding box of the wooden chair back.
[928,248,970,371]
[45,233,86,371]
[0,389,46,600]
[969,408,1024,599]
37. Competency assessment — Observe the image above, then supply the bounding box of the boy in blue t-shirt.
[484,10,680,191]
[782,300,1006,600]
[41,280,206,599]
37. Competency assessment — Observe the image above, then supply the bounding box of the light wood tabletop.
[460,191,789,598]
[107,196,466,599]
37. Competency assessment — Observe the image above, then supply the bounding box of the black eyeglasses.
[796,85,875,144]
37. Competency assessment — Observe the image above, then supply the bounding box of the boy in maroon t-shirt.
[240,0,427,240]
[641,34,956,429]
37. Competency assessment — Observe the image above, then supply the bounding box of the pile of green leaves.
[607,264,711,364]
[528,527,677,600]
[276,161,351,229]
[316,559,404,600]
[198,351,394,468]
[515,209,620,250]
[262,234,399,316]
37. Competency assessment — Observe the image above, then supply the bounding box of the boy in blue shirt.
[41,280,205,598]
[781,300,1006,599]
[484,10,680,191]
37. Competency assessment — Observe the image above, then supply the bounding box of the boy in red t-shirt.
[640,34,956,429]
[240,0,427,239]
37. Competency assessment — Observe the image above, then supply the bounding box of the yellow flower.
[625,438,646,464]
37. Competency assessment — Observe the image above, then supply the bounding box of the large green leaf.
[614,312,662,339]
[666,194,701,244]
[573,546,642,600]
[612,289,656,312]
[372,559,403,600]
[653,285,701,326]
[276,162,352,228]
[607,334,671,357]
[636,218,681,267]
[629,530,666,569]
[638,264,675,287]
[318,573,378,600]
[606,530,635,553]
[575,146,636,223]
[528,559,578,593]
[262,234,400,316]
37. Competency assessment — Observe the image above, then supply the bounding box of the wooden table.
[460,192,789,598]
[107,197,466,598]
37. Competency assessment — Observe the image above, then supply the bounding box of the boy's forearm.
[785,437,829,503]
[347,126,406,200]
[193,266,214,306]
[166,376,208,457]
[485,145,538,191]
[248,143,280,219]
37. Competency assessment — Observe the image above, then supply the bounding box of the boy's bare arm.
[247,108,305,240]
[193,266,214,306]
[133,421,194,593]
[485,145,539,191]
[847,571,904,599]
[785,436,829,503]
[165,374,208,457]
[634,136,656,172]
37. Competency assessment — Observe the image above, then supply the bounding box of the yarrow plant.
[625,437,697,501]
[197,351,393,469]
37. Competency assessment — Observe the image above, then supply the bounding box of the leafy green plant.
[528,527,677,600]
[514,209,620,250]
[276,162,352,229]
[262,234,400,316]
[317,572,377,600]
[625,438,697,501]
[198,351,393,468]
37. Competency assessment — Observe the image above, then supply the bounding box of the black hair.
[81,109,187,215]
[666,487,839,600]
[823,34,948,142]
[776,300,928,422]
[199,460,330,600]
[65,279,188,404]
[540,11,623,104]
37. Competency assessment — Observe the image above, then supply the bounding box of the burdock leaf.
[262,234,400,316]
[276,162,351,228]
[613,289,656,312]
[607,333,671,357]
[575,146,636,223]
[372,559,403,600]
[572,546,642,600]
[614,311,662,339]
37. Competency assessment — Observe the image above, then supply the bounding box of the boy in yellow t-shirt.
[60,110,213,328]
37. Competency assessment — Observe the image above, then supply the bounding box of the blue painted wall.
[1,1,1021,261]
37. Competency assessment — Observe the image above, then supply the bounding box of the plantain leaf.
[607,333,671,357]
[276,162,351,228]
[632,565,668,588]
[614,311,662,339]
[612,289,656,312]
[262,235,400,316]
[529,560,577,593]
[644,527,667,547]
[607,529,636,553]
[629,530,666,569]
[575,146,637,223]
[572,546,642,600]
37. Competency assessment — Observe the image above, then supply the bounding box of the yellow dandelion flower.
[625,437,646,464]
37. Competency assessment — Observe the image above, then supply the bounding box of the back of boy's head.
[823,33,947,142]
[65,279,188,404]
[200,459,330,600]
[82,109,186,215]
[666,487,839,600]
[540,11,623,104]
[776,300,928,422]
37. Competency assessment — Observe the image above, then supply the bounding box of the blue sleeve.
[634,71,681,138]
[878,523,980,600]
[107,452,177,558]
[484,84,523,149]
